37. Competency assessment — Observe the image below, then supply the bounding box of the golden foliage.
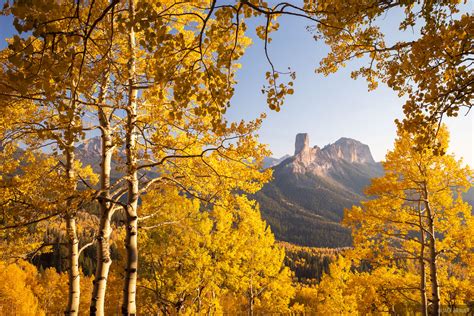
[138,188,294,314]
[0,260,94,315]
[308,0,473,138]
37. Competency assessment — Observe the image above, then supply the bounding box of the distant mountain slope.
[262,155,291,169]
[76,137,103,173]
[464,187,474,206]
[255,133,383,248]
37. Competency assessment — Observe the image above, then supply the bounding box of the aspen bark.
[248,278,254,316]
[427,212,440,316]
[65,215,80,315]
[90,215,113,316]
[122,202,139,316]
[90,75,114,316]
[418,206,428,316]
[248,295,254,316]
[122,1,139,314]
[65,148,80,316]
[423,187,440,316]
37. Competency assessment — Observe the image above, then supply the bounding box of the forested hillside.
[281,242,343,284]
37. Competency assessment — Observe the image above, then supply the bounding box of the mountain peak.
[78,136,102,154]
[279,133,378,175]
[334,137,361,145]
[257,134,384,248]
[323,137,375,164]
[295,133,309,155]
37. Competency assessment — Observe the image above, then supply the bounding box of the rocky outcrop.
[294,133,310,155]
[288,134,378,176]
[256,133,384,247]
[323,137,375,164]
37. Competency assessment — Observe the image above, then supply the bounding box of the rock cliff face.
[294,133,310,155]
[255,134,384,248]
[289,134,377,175]
[324,137,375,164]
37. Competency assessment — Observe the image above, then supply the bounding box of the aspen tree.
[345,125,473,315]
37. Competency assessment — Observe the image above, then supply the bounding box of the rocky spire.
[295,133,309,155]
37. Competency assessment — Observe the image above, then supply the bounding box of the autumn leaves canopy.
[0,0,472,315]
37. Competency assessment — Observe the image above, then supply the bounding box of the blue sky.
[0,4,472,165]
[227,7,473,165]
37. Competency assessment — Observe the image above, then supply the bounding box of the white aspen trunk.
[65,148,80,316]
[248,295,254,316]
[196,288,202,313]
[427,213,440,316]
[90,75,114,316]
[122,1,139,314]
[423,187,440,316]
[248,278,254,316]
[418,207,428,316]
[65,215,80,315]
[90,215,112,316]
